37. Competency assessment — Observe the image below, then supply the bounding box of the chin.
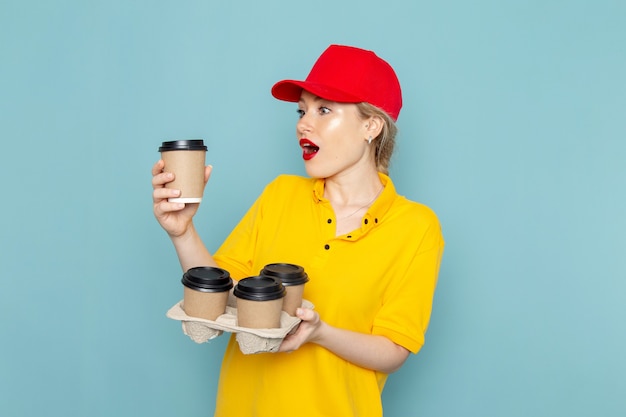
[304,164,331,179]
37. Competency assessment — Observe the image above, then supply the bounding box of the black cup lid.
[159,140,207,152]
[233,276,286,301]
[260,263,309,286]
[182,266,233,293]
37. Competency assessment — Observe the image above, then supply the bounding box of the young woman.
[152,44,444,417]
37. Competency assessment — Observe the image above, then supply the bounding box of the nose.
[297,113,312,137]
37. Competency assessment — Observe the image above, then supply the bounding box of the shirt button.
[374,218,378,223]
[327,218,332,224]
[324,244,330,250]
[364,219,369,225]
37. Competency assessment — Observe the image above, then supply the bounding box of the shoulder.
[257,175,315,204]
[393,195,441,225]
[262,174,313,195]
[382,175,441,228]
[384,193,444,251]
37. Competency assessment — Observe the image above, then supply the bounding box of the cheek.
[324,116,361,144]
[323,116,344,134]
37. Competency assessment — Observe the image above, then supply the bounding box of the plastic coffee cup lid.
[159,139,207,152]
[260,263,309,286]
[233,276,286,301]
[182,266,233,293]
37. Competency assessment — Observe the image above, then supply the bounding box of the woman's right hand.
[151,160,212,238]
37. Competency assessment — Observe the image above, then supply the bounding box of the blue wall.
[1,1,624,416]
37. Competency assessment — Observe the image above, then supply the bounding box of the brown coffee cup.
[159,140,207,203]
[181,266,233,321]
[233,276,286,329]
[260,263,309,316]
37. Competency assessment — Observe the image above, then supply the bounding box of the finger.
[204,165,213,183]
[153,187,180,202]
[152,171,175,189]
[296,308,317,322]
[278,335,297,353]
[151,159,165,176]
[153,199,185,216]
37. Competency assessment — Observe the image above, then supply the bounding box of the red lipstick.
[299,138,319,161]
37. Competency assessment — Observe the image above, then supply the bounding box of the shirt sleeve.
[213,190,265,281]
[212,175,311,280]
[371,214,444,354]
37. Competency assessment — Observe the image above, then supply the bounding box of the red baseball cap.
[271,44,403,121]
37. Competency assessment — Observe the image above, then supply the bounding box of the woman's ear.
[365,116,384,139]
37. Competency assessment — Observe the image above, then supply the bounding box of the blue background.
[1,1,625,416]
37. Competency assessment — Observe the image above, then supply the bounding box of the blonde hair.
[356,102,398,175]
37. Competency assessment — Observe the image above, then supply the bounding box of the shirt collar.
[312,172,397,231]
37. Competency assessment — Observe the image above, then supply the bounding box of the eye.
[319,106,331,115]
[296,109,305,119]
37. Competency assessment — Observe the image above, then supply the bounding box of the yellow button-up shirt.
[213,173,444,417]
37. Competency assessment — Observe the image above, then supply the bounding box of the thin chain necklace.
[339,186,384,220]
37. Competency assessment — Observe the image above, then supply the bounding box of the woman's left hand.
[278,308,322,353]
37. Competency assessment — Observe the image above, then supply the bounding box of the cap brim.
[271,80,363,104]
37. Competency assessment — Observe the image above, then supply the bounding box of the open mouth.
[299,139,319,160]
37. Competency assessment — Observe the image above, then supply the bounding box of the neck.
[323,170,383,209]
